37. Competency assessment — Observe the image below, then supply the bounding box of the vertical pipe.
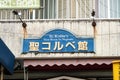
[0,65,4,80]
[26,72,28,80]
[48,0,49,19]
[71,0,72,18]
[117,0,118,18]
[32,10,35,20]
[76,0,78,18]
[24,67,26,80]
[66,0,70,18]
[1,10,2,19]
[56,0,58,19]
[85,0,86,18]
[28,9,31,19]
[62,0,63,18]
[43,0,45,19]
[52,0,55,18]
[95,0,99,18]
[108,0,110,18]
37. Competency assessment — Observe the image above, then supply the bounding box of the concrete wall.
[0,19,120,58]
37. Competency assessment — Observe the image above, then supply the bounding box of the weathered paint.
[0,19,120,58]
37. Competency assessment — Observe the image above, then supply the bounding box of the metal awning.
[0,39,15,74]
[23,58,119,72]
[24,58,117,67]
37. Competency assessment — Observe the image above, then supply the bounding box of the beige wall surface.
[0,19,120,58]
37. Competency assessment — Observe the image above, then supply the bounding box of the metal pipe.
[0,65,4,80]
[24,67,26,80]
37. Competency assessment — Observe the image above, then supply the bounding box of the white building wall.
[0,19,120,58]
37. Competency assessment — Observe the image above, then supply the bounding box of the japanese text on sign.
[23,29,94,53]
[29,41,88,51]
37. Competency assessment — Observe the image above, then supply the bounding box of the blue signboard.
[22,29,94,53]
